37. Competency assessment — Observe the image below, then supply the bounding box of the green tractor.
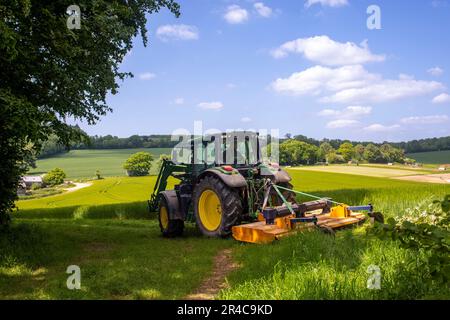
[148,131,293,238]
[148,131,377,243]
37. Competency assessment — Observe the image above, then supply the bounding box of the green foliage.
[43,168,66,186]
[0,0,180,223]
[370,196,450,284]
[354,144,365,160]
[123,152,154,176]
[280,140,318,165]
[317,142,335,162]
[31,183,41,191]
[326,152,345,164]
[380,143,405,163]
[95,170,102,180]
[363,144,384,163]
[337,142,355,161]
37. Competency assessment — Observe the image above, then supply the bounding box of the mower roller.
[148,131,383,244]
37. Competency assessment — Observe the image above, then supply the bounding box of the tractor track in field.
[185,248,239,300]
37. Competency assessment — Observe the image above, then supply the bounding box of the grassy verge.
[220,229,448,299]
[0,219,232,299]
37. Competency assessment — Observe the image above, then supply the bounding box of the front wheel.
[158,197,184,237]
[193,175,243,237]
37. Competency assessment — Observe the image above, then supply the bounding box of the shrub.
[43,168,66,186]
[123,152,153,176]
[370,195,450,284]
[31,183,41,190]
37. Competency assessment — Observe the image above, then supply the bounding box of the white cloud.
[272,65,379,96]
[272,64,444,104]
[432,93,450,104]
[254,2,272,17]
[174,98,184,105]
[198,101,224,110]
[241,117,252,123]
[364,124,400,132]
[428,66,444,76]
[226,83,237,89]
[326,119,360,129]
[271,36,385,66]
[400,115,449,125]
[156,24,199,41]
[318,106,372,119]
[138,72,156,80]
[224,5,249,24]
[305,0,349,8]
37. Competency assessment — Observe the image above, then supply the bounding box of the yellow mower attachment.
[232,209,367,244]
[232,181,377,244]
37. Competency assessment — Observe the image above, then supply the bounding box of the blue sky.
[79,0,450,142]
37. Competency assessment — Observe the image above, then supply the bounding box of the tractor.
[148,131,382,244]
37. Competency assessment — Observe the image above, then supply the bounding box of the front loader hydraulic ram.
[232,182,382,244]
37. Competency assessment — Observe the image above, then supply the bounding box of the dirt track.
[185,248,239,300]
[393,173,450,184]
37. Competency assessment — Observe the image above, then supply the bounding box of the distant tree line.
[279,140,411,166]
[290,134,450,154]
[38,131,450,159]
[38,132,178,159]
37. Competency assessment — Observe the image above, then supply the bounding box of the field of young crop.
[2,169,449,299]
[28,148,172,179]
[407,150,450,164]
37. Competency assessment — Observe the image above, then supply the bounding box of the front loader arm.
[148,159,187,212]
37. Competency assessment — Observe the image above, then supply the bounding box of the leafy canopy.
[0,0,180,222]
[123,152,154,176]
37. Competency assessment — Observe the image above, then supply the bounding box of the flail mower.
[148,132,383,244]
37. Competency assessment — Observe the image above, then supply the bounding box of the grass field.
[407,150,450,164]
[28,148,172,179]
[3,168,450,299]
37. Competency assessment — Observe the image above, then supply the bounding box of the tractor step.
[232,212,366,244]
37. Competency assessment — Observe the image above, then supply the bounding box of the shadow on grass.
[0,220,231,299]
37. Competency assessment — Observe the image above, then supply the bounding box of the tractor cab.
[171,131,262,168]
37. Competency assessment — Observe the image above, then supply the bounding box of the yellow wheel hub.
[198,189,222,231]
[160,205,169,230]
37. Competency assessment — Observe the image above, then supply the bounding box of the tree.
[338,142,355,162]
[0,1,180,224]
[280,140,318,165]
[43,168,67,186]
[363,144,384,163]
[380,143,405,163]
[123,152,154,176]
[354,144,365,161]
[317,142,335,162]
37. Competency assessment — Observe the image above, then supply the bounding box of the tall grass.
[220,230,448,299]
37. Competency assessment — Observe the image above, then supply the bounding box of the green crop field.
[28,148,172,179]
[407,150,450,164]
[3,169,448,299]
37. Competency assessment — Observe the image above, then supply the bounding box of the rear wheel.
[193,176,243,237]
[158,197,184,237]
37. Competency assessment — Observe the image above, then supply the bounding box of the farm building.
[21,175,44,188]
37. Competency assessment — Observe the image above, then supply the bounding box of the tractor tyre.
[193,175,243,237]
[158,197,184,237]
